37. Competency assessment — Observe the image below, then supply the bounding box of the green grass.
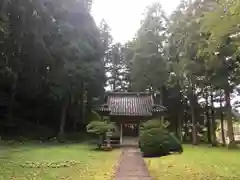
[0,143,120,180]
[145,145,240,180]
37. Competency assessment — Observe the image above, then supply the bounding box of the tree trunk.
[113,64,117,91]
[190,103,197,145]
[159,86,165,126]
[177,106,183,142]
[73,99,79,131]
[210,87,217,146]
[182,97,189,142]
[220,93,226,146]
[176,86,183,141]
[175,115,179,138]
[205,89,211,144]
[224,86,235,147]
[79,82,85,125]
[7,75,18,122]
[175,114,182,140]
[179,117,183,142]
[98,135,104,148]
[183,121,189,142]
[86,90,93,123]
[160,86,165,106]
[189,95,197,145]
[189,83,198,145]
[188,77,198,145]
[58,96,69,140]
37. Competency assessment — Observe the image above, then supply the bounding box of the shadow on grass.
[142,149,184,158]
[185,143,240,152]
[143,153,183,158]
[0,140,99,154]
[91,145,121,152]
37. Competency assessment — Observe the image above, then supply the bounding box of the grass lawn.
[145,145,240,180]
[0,143,120,180]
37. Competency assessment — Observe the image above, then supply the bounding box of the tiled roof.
[102,92,156,116]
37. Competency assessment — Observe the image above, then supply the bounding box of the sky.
[91,0,180,43]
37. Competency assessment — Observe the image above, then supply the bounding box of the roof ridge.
[107,92,152,96]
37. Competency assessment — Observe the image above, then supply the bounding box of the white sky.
[91,0,180,43]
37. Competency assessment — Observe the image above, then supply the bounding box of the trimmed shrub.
[140,119,170,131]
[86,121,115,135]
[86,121,116,149]
[89,110,102,122]
[139,126,183,157]
[168,132,183,153]
[140,119,162,131]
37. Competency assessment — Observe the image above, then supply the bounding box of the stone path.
[115,147,153,180]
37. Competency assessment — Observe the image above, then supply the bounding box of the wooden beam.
[120,123,123,144]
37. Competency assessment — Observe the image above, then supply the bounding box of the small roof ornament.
[151,104,166,113]
[99,104,111,115]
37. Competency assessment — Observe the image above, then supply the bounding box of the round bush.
[139,127,183,157]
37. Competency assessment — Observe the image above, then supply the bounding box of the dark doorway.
[122,123,139,137]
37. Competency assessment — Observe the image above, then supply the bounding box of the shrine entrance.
[122,123,139,137]
[98,92,167,145]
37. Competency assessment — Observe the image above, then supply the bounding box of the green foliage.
[90,110,102,122]
[99,20,130,92]
[0,0,106,138]
[139,122,182,157]
[140,119,162,131]
[200,0,240,55]
[162,0,240,145]
[140,119,170,131]
[86,121,115,135]
[0,0,240,149]
[129,3,169,92]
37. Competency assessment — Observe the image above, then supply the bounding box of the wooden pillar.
[161,115,164,124]
[138,123,140,136]
[120,123,123,144]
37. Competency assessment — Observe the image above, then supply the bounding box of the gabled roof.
[100,92,165,116]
